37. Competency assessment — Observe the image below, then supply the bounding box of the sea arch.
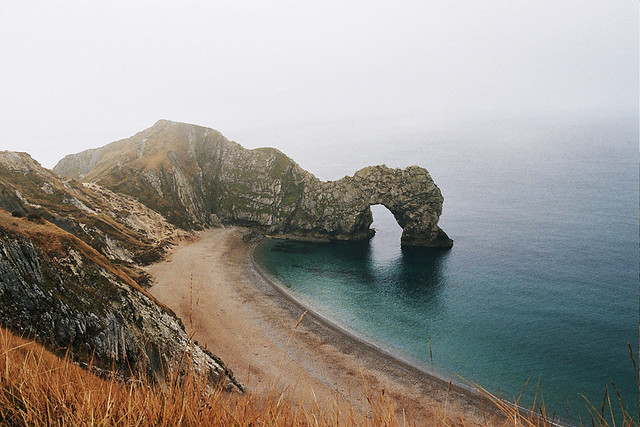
[367,204,403,247]
[286,165,453,248]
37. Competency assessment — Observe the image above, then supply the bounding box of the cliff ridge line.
[55,120,452,248]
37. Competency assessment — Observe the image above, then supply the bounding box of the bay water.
[253,114,639,423]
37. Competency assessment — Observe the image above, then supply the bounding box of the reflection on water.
[257,209,451,347]
[397,247,450,304]
[268,238,450,305]
[253,118,639,423]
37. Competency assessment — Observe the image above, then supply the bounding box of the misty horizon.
[1,1,637,170]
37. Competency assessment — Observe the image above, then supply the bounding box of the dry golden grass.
[0,326,407,426]
[0,324,636,426]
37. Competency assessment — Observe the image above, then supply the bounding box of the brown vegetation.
[3,324,637,426]
[0,326,406,426]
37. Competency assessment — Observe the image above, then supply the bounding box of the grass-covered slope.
[0,326,405,426]
[54,120,313,231]
[0,151,184,267]
[0,151,241,390]
[3,322,625,425]
[54,120,452,247]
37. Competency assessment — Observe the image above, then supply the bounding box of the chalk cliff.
[55,120,452,248]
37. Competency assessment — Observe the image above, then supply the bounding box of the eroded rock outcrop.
[290,165,452,247]
[0,211,242,391]
[0,151,241,391]
[55,120,452,247]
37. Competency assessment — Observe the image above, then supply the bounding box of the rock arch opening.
[369,204,403,243]
[368,204,404,263]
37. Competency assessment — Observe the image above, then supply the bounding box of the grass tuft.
[1,324,637,426]
[0,326,411,426]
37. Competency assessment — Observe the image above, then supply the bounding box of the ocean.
[253,114,639,423]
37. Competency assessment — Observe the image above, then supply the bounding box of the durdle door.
[286,165,453,248]
[54,120,452,248]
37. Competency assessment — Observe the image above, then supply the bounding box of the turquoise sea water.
[253,115,639,423]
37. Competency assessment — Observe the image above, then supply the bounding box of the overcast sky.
[0,1,637,169]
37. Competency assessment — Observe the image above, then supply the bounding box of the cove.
[253,117,639,424]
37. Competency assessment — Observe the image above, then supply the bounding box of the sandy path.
[147,227,498,425]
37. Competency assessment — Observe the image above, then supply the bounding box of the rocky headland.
[0,120,452,406]
[55,120,452,248]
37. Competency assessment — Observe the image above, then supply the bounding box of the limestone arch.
[367,203,403,239]
[358,199,448,248]
[350,165,453,248]
[287,165,453,248]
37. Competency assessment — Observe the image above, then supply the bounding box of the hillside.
[0,325,419,426]
[0,151,241,390]
[55,120,452,247]
[0,151,185,267]
[55,120,311,231]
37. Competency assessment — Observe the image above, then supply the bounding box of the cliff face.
[55,120,452,248]
[0,151,241,391]
[0,151,186,266]
[0,211,241,391]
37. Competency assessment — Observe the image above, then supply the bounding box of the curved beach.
[147,227,500,425]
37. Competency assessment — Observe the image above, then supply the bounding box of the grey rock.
[0,226,243,392]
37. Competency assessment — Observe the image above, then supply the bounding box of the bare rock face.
[0,214,242,391]
[0,151,241,391]
[55,120,452,248]
[290,165,453,247]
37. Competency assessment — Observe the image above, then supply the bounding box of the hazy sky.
[1,1,637,169]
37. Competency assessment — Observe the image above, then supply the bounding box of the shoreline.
[248,240,480,398]
[147,227,503,424]
[250,240,567,426]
